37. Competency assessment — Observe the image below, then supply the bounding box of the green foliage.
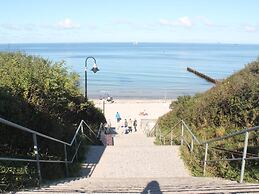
[0,162,38,191]
[158,59,259,182]
[0,52,106,191]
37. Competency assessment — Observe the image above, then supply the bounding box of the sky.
[0,0,259,44]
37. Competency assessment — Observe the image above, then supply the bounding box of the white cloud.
[196,16,229,29]
[244,25,257,32]
[197,16,213,27]
[87,23,98,30]
[1,23,19,30]
[159,19,175,26]
[57,18,80,29]
[1,23,38,31]
[112,19,157,31]
[159,16,193,28]
[178,16,193,27]
[113,19,134,26]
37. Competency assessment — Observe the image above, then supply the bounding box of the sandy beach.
[92,99,173,128]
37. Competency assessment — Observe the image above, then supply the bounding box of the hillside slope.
[0,52,105,191]
[158,59,259,182]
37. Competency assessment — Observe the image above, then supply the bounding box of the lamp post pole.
[84,56,99,98]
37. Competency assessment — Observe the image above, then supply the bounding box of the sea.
[0,43,259,99]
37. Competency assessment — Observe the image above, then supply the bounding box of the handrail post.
[163,136,165,145]
[159,128,162,145]
[191,137,194,152]
[64,144,69,177]
[170,131,173,146]
[75,137,78,161]
[87,123,91,138]
[240,131,249,183]
[33,133,42,186]
[102,99,105,116]
[181,122,184,146]
[80,123,84,134]
[203,143,208,176]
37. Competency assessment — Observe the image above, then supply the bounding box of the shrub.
[0,52,106,191]
[158,59,259,182]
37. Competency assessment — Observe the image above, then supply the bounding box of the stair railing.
[97,122,105,139]
[0,117,100,186]
[156,119,259,183]
[140,119,157,137]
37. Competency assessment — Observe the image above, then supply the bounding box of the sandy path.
[92,99,172,127]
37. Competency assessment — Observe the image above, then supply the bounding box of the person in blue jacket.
[115,112,121,123]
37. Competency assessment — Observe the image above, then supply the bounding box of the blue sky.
[0,0,259,43]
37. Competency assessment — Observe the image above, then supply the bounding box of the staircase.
[18,127,259,193]
[88,132,189,178]
[20,177,259,193]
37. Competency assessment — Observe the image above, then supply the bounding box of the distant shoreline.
[90,97,176,101]
[1,42,259,45]
[91,98,174,104]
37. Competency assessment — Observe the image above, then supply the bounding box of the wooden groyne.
[187,67,218,84]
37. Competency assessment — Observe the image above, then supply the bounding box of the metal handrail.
[0,117,98,146]
[209,146,258,157]
[0,117,70,145]
[146,123,157,137]
[181,120,200,144]
[70,120,84,145]
[141,119,158,136]
[162,120,182,137]
[82,120,98,137]
[203,126,259,144]
[156,119,259,183]
[0,117,100,185]
[97,123,104,138]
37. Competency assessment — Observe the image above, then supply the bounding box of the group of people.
[115,112,137,134]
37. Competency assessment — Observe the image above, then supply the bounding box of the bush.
[0,52,106,191]
[158,59,259,182]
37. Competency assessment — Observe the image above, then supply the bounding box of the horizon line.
[1,41,259,45]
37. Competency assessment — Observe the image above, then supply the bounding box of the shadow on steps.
[80,145,106,177]
[142,180,162,194]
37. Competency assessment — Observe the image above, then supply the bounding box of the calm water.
[1,43,259,99]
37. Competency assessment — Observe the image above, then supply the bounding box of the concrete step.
[90,145,190,178]
[86,131,190,178]
[114,132,155,146]
[18,177,259,193]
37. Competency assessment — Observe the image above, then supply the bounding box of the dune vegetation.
[158,59,259,182]
[0,52,105,191]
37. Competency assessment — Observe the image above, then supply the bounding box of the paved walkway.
[90,128,190,178]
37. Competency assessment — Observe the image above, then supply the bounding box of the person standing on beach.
[128,119,133,133]
[133,119,137,132]
[124,119,128,134]
[115,112,121,123]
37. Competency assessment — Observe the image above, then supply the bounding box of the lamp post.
[85,56,100,98]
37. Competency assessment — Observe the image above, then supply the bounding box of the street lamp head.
[85,56,99,98]
[91,63,99,73]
